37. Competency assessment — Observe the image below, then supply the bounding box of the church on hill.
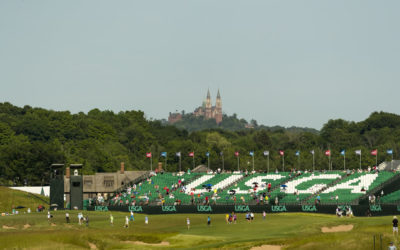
[168,89,223,124]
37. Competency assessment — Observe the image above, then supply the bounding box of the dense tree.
[1,103,400,185]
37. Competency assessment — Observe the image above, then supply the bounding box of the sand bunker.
[124,241,170,246]
[23,224,31,229]
[251,245,282,250]
[2,225,16,229]
[321,224,353,233]
[88,242,97,249]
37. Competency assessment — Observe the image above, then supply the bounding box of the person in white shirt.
[186,218,190,229]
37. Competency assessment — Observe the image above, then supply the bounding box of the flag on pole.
[279,150,284,156]
[387,149,393,155]
[325,150,331,156]
[206,152,210,157]
[176,152,181,157]
[249,151,254,156]
[235,151,239,157]
[371,149,378,156]
[295,151,300,156]
[146,152,152,158]
[310,150,314,155]
[189,152,194,157]
[340,150,345,156]
[355,150,362,155]
[263,151,269,156]
[161,152,167,157]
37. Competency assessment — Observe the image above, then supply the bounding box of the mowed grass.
[0,211,398,249]
[0,187,398,249]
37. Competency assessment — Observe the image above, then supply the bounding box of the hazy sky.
[1,1,399,129]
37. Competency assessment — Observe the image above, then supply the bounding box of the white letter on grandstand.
[322,174,378,194]
[284,174,340,194]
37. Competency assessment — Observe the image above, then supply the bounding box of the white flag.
[355,150,361,155]
[263,151,269,156]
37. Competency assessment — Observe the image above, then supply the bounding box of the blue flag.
[295,151,300,156]
[206,152,210,157]
[387,149,393,155]
[340,150,345,156]
[220,151,224,156]
[249,151,254,156]
[161,152,167,157]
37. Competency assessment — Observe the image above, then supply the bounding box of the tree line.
[0,102,399,186]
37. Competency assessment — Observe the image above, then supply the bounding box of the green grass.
[0,186,49,212]
[0,187,399,249]
[0,211,398,249]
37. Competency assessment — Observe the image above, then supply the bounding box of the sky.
[0,1,399,130]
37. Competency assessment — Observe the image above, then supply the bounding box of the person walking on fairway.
[207,216,211,226]
[145,216,148,225]
[110,214,114,226]
[130,211,134,221]
[393,216,398,237]
[124,216,129,228]
[263,211,266,220]
[186,217,190,230]
[85,215,89,227]
[65,212,70,223]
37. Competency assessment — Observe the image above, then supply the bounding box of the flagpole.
[237,156,240,172]
[208,154,210,172]
[267,154,270,173]
[222,153,225,172]
[252,154,255,172]
[359,153,362,170]
[193,153,195,170]
[150,155,153,171]
[298,154,300,171]
[312,153,315,172]
[282,155,285,172]
[376,151,378,167]
[179,154,181,172]
[392,153,394,170]
[165,155,167,171]
[344,153,346,171]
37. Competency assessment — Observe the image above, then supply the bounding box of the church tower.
[215,89,222,124]
[205,89,212,119]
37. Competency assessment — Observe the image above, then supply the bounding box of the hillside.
[170,113,319,133]
[0,186,49,212]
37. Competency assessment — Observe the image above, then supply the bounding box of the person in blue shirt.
[207,216,211,226]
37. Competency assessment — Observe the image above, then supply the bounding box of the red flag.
[146,152,152,158]
[235,151,239,157]
[325,150,331,156]
[371,149,378,156]
[189,152,194,157]
[279,150,284,156]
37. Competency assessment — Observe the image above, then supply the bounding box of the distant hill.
[168,113,319,134]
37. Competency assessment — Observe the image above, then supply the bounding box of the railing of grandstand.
[356,172,400,205]
[114,171,150,194]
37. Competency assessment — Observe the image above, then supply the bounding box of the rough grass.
[0,187,398,249]
[0,186,49,212]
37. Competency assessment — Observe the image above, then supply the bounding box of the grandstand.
[100,170,400,207]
